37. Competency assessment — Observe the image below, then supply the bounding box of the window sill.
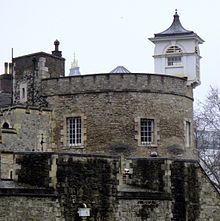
[1,128,17,134]
[62,145,84,150]
[165,65,183,69]
[139,144,157,148]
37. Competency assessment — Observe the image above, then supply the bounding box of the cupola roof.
[155,10,194,37]
[150,10,204,43]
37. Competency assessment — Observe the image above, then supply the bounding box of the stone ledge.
[13,151,121,159]
[117,192,172,200]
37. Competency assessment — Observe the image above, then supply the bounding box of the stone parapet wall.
[41,73,192,99]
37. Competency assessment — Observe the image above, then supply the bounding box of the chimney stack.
[9,63,12,74]
[4,62,8,74]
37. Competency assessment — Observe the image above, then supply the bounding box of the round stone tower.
[42,72,195,159]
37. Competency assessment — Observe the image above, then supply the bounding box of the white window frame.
[166,46,182,53]
[167,56,182,66]
[140,118,155,145]
[166,46,183,67]
[67,117,82,146]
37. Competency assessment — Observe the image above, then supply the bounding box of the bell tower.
[149,10,204,87]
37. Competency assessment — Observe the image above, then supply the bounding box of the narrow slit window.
[22,88,25,99]
[186,121,191,147]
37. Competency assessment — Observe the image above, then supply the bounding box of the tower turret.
[149,10,204,87]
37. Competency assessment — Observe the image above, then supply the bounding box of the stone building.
[0,11,219,221]
[0,62,12,107]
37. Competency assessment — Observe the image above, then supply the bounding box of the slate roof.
[155,11,194,37]
[150,11,204,43]
[110,66,131,73]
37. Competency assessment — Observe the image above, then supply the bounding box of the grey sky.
[1,0,220,101]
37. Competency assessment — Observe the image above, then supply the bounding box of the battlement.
[41,73,192,99]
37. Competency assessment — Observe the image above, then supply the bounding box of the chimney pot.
[9,63,12,74]
[4,62,8,74]
[52,40,62,57]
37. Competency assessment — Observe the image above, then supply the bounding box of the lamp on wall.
[78,203,90,220]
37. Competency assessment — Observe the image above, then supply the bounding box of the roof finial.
[175,9,178,15]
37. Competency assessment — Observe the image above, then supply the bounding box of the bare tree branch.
[194,86,220,191]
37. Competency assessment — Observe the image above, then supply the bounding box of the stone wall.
[14,52,65,79]
[0,152,217,221]
[0,152,13,179]
[0,106,52,152]
[13,52,65,105]
[1,73,195,158]
[0,196,63,221]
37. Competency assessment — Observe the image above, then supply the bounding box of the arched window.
[2,122,9,129]
[166,46,182,53]
[166,46,182,66]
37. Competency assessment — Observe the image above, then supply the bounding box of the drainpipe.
[32,57,37,105]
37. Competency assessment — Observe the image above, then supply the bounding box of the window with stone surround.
[67,117,82,146]
[63,114,87,148]
[185,120,192,147]
[140,119,154,145]
[135,117,158,147]
[19,82,27,103]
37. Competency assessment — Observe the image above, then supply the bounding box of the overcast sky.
[1,0,220,102]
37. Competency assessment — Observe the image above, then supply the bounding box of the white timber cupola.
[149,10,204,87]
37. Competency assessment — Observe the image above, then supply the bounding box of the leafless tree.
[194,87,220,191]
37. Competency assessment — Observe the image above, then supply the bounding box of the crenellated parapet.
[41,73,193,99]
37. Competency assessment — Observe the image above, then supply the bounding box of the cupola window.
[166,46,182,66]
[166,46,182,53]
[167,56,182,66]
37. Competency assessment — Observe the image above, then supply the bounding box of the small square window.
[167,56,182,66]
